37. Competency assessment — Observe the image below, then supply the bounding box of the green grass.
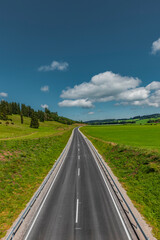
[81,125,160,239]
[0,115,73,140]
[135,118,160,124]
[0,115,75,238]
[82,124,160,151]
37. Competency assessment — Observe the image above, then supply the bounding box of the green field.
[0,116,75,238]
[81,125,160,239]
[0,115,73,140]
[81,124,160,151]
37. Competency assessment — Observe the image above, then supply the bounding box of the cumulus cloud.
[88,112,94,115]
[59,70,160,108]
[146,81,160,90]
[61,71,140,100]
[117,88,149,101]
[41,104,49,109]
[151,38,160,55]
[125,89,160,107]
[38,61,69,72]
[58,99,94,108]
[0,92,8,97]
[41,85,49,92]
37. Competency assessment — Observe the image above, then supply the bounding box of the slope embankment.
[81,125,160,240]
[0,117,75,238]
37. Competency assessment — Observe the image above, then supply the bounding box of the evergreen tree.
[0,100,76,125]
[21,113,23,124]
[30,113,39,128]
[0,101,8,120]
[37,110,45,122]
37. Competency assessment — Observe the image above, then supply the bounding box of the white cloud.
[61,71,141,100]
[151,38,160,55]
[0,92,8,97]
[146,81,160,90]
[130,89,160,107]
[41,104,49,109]
[58,99,94,108]
[38,61,69,72]
[59,70,160,109]
[117,87,149,101]
[88,111,94,115]
[41,85,49,92]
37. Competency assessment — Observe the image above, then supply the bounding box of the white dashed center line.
[75,199,79,223]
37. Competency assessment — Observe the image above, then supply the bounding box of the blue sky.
[1,0,160,121]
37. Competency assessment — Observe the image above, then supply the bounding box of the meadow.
[0,116,74,238]
[81,125,160,239]
[81,124,160,151]
[0,115,72,140]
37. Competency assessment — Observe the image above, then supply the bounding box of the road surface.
[24,128,133,240]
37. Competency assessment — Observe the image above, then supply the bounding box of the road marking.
[78,148,80,152]
[79,129,132,240]
[90,147,132,240]
[24,153,68,240]
[76,199,79,223]
[78,168,80,176]
[78,155,80,160]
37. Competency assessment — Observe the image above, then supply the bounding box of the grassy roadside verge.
[0,126,74,238]
[81,127,160,240]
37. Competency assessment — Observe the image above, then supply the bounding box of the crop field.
[81,125,160,239]
[81,124,160,151]
[0,116,74,238]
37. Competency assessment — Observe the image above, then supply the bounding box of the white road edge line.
[24,145,71,240]
[79,129,132,240]
[78,168,80,176]
[94,157,132,240]
[76,199,79,223]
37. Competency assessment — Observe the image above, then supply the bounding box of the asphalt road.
[24,128,132,240]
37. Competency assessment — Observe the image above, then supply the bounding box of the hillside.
[81,125,160,239]
[86,113,160,125]
[0,115,74,140]
[0,115,76,238]
[0,100,77,125]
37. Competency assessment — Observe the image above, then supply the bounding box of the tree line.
[0,100,77,127]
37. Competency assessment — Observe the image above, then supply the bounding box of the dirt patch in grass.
[0,151,13,161]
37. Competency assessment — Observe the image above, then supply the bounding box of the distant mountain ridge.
[85,113,160,125]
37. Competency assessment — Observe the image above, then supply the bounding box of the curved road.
[24,128,133,240]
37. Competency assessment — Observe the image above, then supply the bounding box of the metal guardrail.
[80,130,149,240]
[6,130,74,240]
[6,128,149,240]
